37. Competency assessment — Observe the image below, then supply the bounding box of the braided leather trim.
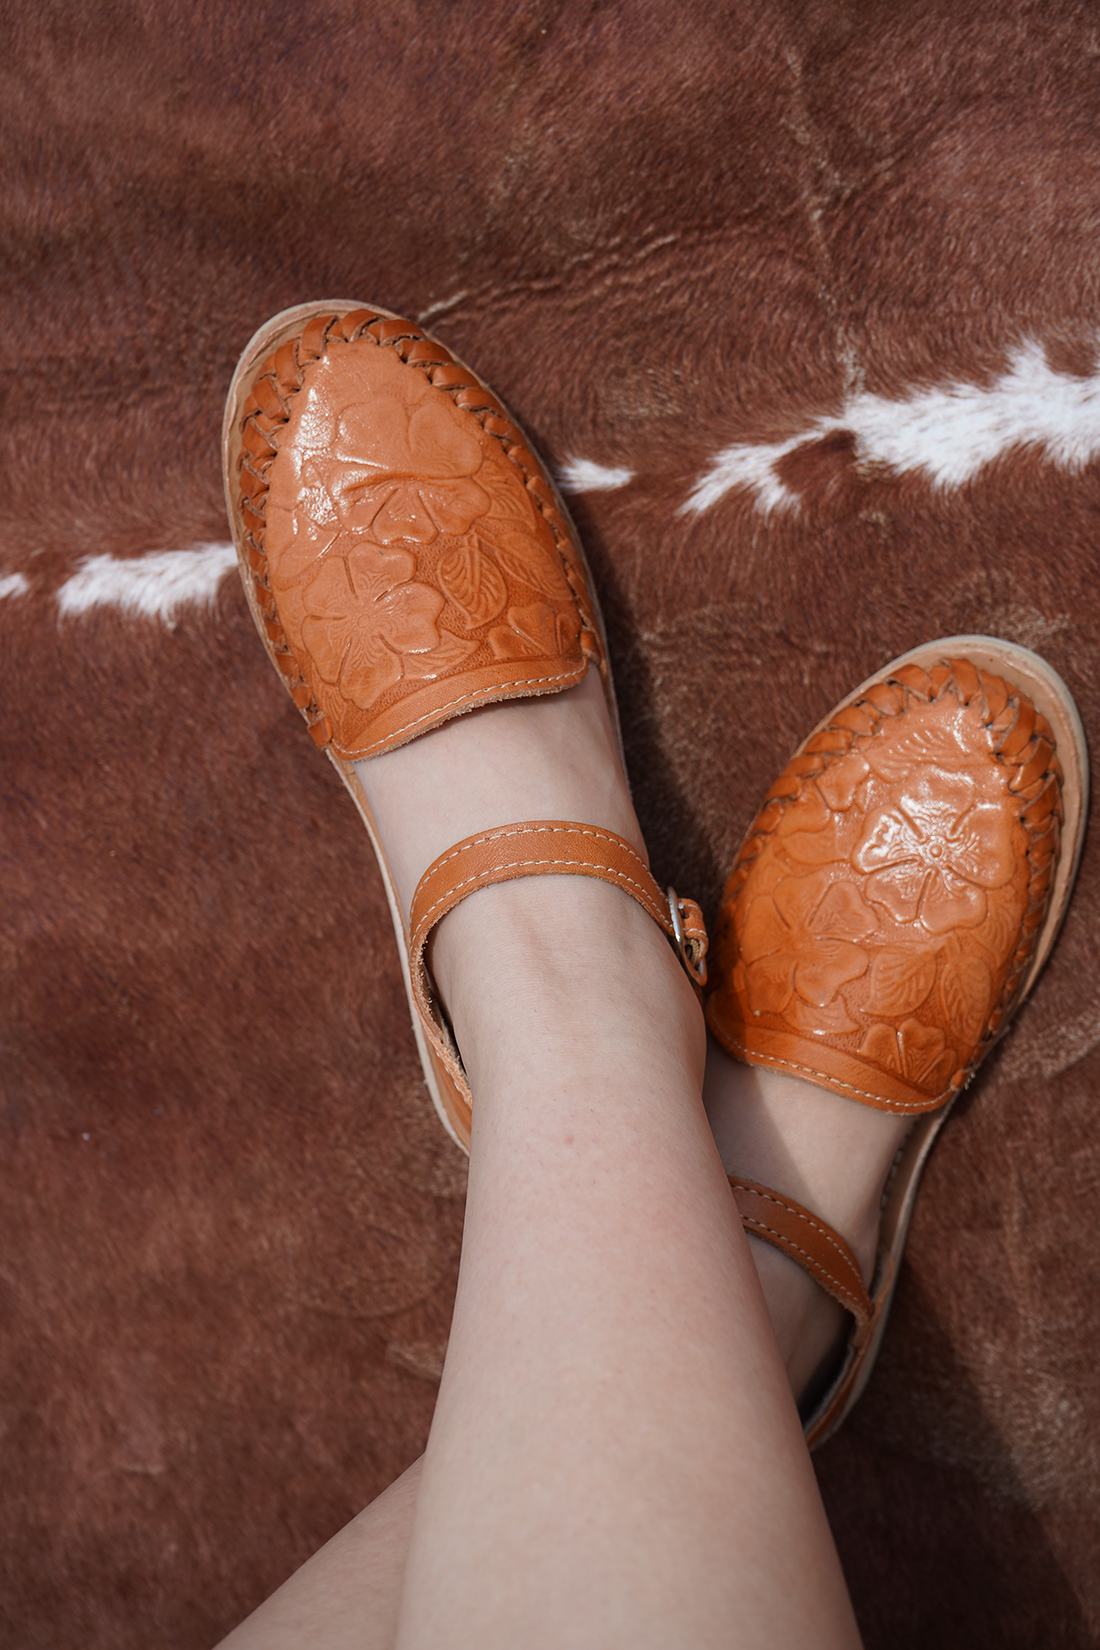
[234,309,603,749]
[729,1176,872,1329]
[710,659,1064,1107]
[407,820,709,1106]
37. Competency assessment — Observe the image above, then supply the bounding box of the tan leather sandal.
[705,638,1088,1448]
[223,300,707,1151]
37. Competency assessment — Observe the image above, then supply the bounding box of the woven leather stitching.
[236,308,596,740]
[730,1181,870,1316]
[720,660,1063,1096]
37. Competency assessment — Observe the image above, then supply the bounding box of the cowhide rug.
[3,2,1098,1644]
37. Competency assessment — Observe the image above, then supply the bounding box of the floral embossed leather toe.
[225,302,605,760]
[706,638,1087,1447]
[223,301,707,1151]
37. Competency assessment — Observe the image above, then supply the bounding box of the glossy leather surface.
[234,309,604,758]
[707,659,1064,1112]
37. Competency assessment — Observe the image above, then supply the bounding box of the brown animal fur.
[2,1,1098,1643]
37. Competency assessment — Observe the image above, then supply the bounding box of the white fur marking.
[684,435,807,516]
[684,339,1100,515]
[558,457,635,493]
[56,544,237,623]
[0,573,29,600]
[417,290,469,323]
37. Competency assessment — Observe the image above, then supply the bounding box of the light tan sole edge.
[222,299,625,1155]
[802,634,1089,1448]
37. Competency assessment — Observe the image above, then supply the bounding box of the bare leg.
[216,1457,421,1650]
[356,674,858,1650]
[393,891,856,1648]
[219,674,862,1648]
[216,1057,907,1649]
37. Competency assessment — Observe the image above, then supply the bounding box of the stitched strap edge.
[729,1175,872,1328]
[407,820,709,1104]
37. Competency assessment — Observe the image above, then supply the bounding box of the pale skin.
[219,670,911,1650]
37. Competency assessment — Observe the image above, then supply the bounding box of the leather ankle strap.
[729,1176,873,1336]
[408,819,709,1109]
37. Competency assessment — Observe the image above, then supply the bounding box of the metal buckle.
[667,884,686,957]
[667,884,707,990]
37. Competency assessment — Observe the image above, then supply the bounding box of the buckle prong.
[667,884,708,993]
[667,884,686,955]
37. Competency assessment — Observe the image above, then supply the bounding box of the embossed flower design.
[301,544,465,710]
[852,771,1015,934]
[738,870,878,1030]
[777,759,870,865]
[859,1017,954,1090]
[317,394,491,545]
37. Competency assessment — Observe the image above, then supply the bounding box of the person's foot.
[352,667,692,1033]
[355,656,904,1419]
[701,642,1083,1438]
[225,302,863,1648]
[703,1046,911,1409]
[353,669,639,928]
[225,302,711,1146]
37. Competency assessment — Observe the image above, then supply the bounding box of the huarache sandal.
[705,638,1087,1448]
[223,301,707,1151]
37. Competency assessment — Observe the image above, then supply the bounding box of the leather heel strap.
[411,819,708,995]
[729,1176,872,1336]
[408,819,709,1104]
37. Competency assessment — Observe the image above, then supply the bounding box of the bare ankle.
[704,1047,911,1277]
[704,1040,912,1401]
[353,672,639,920]
[431,875,706,1111]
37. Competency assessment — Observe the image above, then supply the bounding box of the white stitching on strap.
[740,1216,867,1316]
[414,855,663,938]
[411,824,662,939]
[730,1181,869,1316]
[422,821,646,877]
